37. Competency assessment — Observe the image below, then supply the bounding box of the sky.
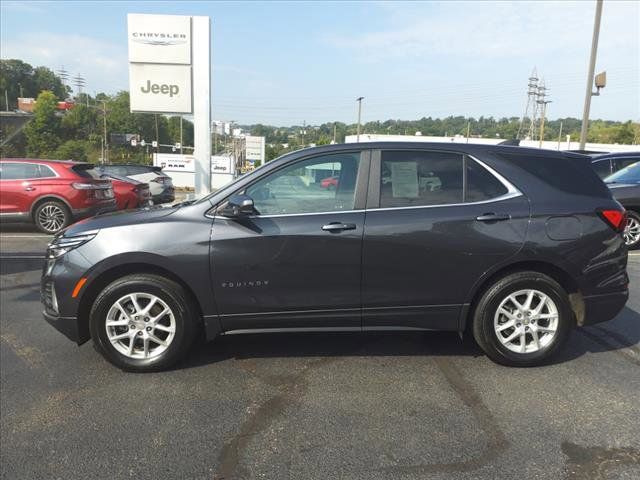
[1,0,638,126]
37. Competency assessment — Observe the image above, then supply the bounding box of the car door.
[210,150,369,332]
[362,149,530,331]
[0,162,42,218]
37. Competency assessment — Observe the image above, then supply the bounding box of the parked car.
[100,173,152,210]
[590,151,640,179]
[320,175,339,189]
[604,161,640,249]
[0,158,116,233]
[97,164,175,204]
[42,143,628,372]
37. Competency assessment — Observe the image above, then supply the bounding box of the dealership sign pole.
[127,13,211,196]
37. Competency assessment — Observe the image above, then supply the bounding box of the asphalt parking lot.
[1,227,639,480]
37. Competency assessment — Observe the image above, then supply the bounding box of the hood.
[63,206,177,237]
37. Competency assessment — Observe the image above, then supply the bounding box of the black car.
[590,151,640,179]
[604,161,640,249]
[41,143,629,372]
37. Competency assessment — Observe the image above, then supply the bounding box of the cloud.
[323,1,638,63]
[1,32,128,95]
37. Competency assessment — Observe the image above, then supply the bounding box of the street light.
[579,0,604,150]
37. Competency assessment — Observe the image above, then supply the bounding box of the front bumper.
[42,310,83,344]
[581,290,629,326]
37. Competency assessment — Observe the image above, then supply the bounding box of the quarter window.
[246,153,361,215]
[466,157,508,202]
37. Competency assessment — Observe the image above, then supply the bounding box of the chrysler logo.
[131,32,187,46]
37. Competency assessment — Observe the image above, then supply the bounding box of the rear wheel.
[89,274,197,372]
[34,200,70,234]
[623,211,640,249]
[472,271,572,367]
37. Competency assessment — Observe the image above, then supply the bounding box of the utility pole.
[154,114,160,156]
[179,116,183,154]
[102,100,108,164]
[4,90,8,112]
[557,121,563,150]
[466,120,471,143]
[579,0,604,150]
[538,100,551,148]
[356,96,364,142]
[333,122,337,144]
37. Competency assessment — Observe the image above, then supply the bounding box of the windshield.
[604,162,640,184]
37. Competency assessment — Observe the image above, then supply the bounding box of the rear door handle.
[322,222,357,232]
[476,213,511,222]
[24,186,35,191]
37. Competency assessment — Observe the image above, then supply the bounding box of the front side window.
[245,152,361,215]
[0,162,40,180]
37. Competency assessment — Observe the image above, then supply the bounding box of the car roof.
[591,151,640,160]
[0,157,89,165]
[280,141,584,159]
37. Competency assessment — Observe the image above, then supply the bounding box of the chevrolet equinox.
[41,143,629,372]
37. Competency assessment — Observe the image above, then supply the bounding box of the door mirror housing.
[220,194,255,217]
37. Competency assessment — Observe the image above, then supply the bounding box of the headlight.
[46,231,98,259]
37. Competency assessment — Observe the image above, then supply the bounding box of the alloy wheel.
[493,289,559,354]
[37,205,66,233]
[105,293,176,359]
[623,216,640,247]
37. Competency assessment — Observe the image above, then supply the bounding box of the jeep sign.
[129,63,192,113]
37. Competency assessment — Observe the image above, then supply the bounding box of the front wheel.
[89,274,197,372]
[472,271,572,367]
[623,211,640,249]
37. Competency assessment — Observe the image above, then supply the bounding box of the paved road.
[1,227,639,480]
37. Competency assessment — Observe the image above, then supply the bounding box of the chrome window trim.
[209,152,523,219]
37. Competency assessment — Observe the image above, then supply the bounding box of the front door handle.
[476,213,511,222]
[321,222,357,232]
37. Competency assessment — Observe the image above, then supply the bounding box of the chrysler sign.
[127,14,191,64]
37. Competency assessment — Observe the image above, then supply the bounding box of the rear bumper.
[581,290,629,326]
[72,199,117,219]
[152,189,175,204]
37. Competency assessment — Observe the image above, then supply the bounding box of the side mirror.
[220,194,255,217]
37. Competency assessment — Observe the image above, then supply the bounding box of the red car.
[0,158,116,233]
[320,175,339,189]
[100,173,152,210]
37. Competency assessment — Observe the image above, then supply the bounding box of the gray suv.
[42,143,629,372]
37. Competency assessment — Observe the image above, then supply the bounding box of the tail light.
[598,208,627,232]
[72,182,99,190]
[151,176,170,184]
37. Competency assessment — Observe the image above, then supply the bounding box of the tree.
[55,140,90,162]
[24,90,61,157]
[0,59,68,109]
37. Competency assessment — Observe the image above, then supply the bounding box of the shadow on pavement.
[179,307,640,370]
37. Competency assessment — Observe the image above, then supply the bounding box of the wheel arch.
[77,262,204,343]
[461,260,584,333]
[30,195,72,219]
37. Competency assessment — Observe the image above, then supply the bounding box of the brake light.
[72,182,98,190]
[598,209,626,232]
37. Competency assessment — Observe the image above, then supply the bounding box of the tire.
[623,210,640,250]
[34,200,70,234]
[472,271,572,367]
[89,274,198,372]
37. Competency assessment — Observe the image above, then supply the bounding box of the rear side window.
[380,151,463,207]
[379,151,509,208]
[499,153,611,198]
[615,157,639,171]
[0,162,40,180]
